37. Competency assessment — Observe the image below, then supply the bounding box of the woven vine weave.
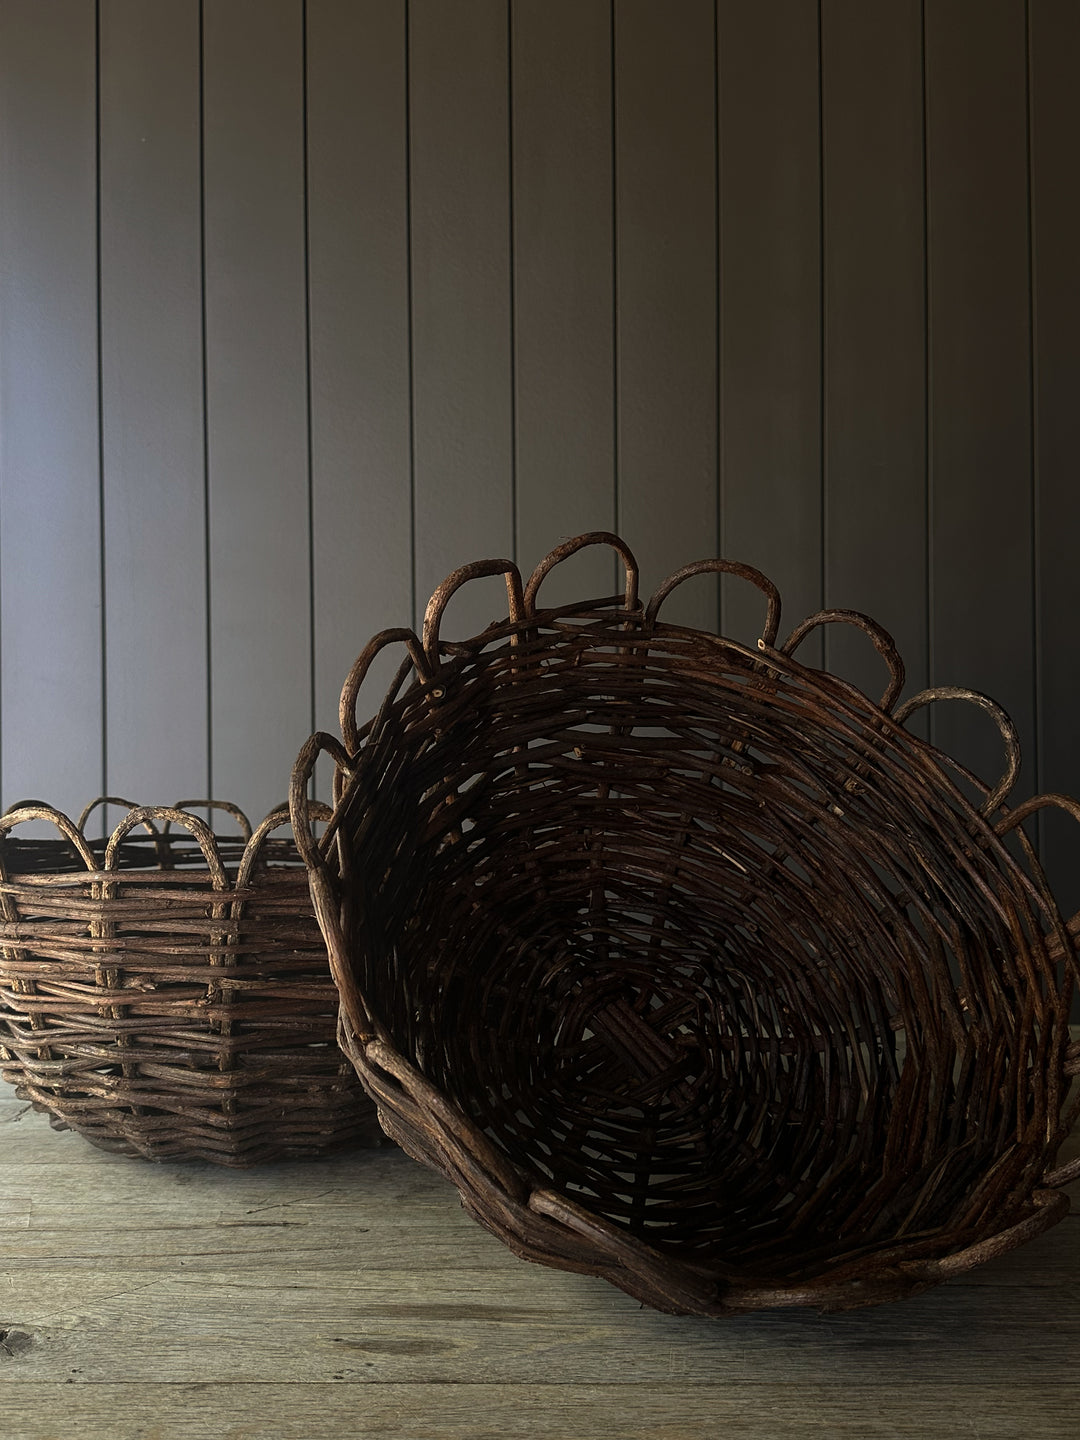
[0,798,380,1164]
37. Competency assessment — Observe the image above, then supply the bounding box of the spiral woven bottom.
[333,616,1073,1290]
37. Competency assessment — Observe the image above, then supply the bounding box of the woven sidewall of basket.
[0,797,381,1164]
[292,532,1080,1314]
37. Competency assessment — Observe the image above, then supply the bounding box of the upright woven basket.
[0,798,380,1164]
[292,533,1080,1314]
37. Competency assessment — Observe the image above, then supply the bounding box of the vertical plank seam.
[199,0,214,804]
[0,32,3,806]
[507,0,518,569]
[610,0,620,549]
[920,0,934,745]
[0,6,3,808]
[0,256,3,806]
[607,2,617,592]
[713,0,722,631]
[405,0,417,633]
[95,0,108,821]
[302,0,317,773]
[817,0,827,663]
[1024,0,1042,854]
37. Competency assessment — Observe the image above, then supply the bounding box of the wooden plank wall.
[0,0,1077,898]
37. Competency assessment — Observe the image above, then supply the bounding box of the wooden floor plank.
[2,1099,1079,1436]
[7,1242,1080,1375]
[4,1267,1080,1386]
[2,1384,1078,1440]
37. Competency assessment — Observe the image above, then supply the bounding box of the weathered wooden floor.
[2,1093,1079,1439]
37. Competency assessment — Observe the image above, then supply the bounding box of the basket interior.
[340,611,1072,1279]
[6,827,266,875]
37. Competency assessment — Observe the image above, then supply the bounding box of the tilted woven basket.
[0,797,381,1164]
[292,532,1080,1313]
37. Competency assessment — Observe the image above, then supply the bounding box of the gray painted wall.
[1,0,1077,907]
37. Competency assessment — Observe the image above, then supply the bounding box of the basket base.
[9,1075,386,1166]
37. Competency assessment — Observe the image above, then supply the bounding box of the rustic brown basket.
[292,532,1080,1314]
[0,797,381,1164]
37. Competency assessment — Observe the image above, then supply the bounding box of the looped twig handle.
[993,791,1080,843]
[290,732,354,874]
[235,800,332,893]
[780,609,906,713]
[893,687,1021,816]
[168,799,253,842]
[645,558,781,649]
[994,791,1080,967]
[0,803,99,879]
[422,559,526,664]
[76,796,160,836]
[339,628,431,756]
[523,532,640,616]
[103,807,228,888]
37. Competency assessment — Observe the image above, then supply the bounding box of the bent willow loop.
[292,531,1080,1315]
